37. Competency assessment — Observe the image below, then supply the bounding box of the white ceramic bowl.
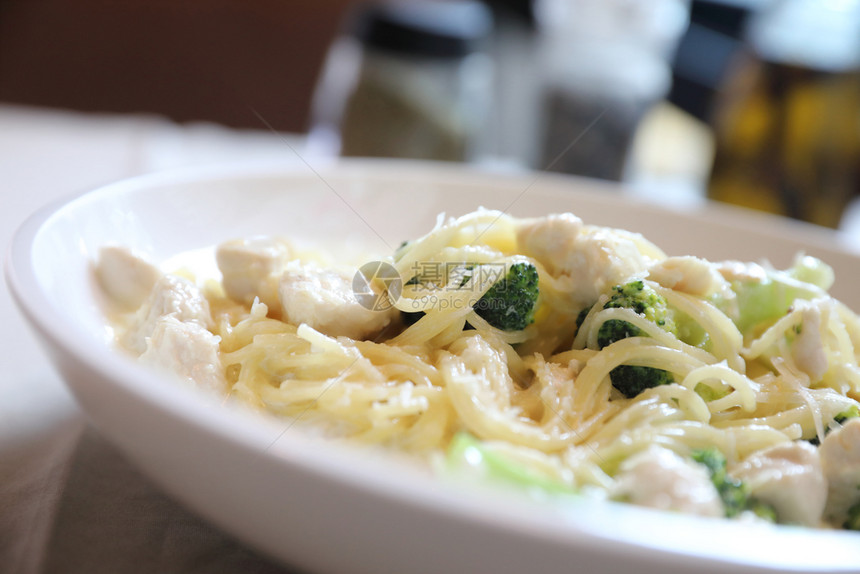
[7,160,860,574]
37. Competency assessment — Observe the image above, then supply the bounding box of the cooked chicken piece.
[791,302,828,382]
[138,315,225,392]
[216,237,292,313]
[279,260,397,340]
[516,213,584,277]
[648,256,730,298]
[718,256,834,290]
[819,418,860,526]
[120,274,213,355]
[611,446,724,517]
[95,246,162,310]
[714,260,770,283]
[516,214,663,309]
[731,441,826,527]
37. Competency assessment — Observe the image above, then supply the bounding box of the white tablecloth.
[1,104,306,573]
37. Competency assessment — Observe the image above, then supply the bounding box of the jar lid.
[747,0,860,71]
[349,0,492,58]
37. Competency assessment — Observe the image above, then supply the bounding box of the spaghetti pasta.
[100,209,860,530]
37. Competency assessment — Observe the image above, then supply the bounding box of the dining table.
[1,103,308,574]
[4,101,856,574]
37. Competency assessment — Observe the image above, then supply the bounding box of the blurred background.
[2,0,860,229]
[1,4,859,568]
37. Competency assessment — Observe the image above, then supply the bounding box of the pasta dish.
[95,209,860,531]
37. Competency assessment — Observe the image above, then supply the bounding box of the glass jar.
[308,0,492,163]
[707,0,860,228]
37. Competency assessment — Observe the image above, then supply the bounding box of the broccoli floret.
[748,500,778,522]
[844,502,860,531]
[809,405,859,445]
[401,310,425,325]
[603,281,676,329]
[692,448,748,518]
[598,281,677,347]
[787,254,835,290]
[721,256,833,334]
[401,262,540,332]
[447,432,574,494]
[692,447,776,520]
[693,382,731,402]
[473,262,539,332]
[609,366,675,399]
[595,281,677,398]
[834,405,860,425]
[575,305,592,331]
[597,319,645,349]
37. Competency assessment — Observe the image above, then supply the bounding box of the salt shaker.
[534,0,689,181]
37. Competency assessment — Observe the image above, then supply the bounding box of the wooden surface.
[0,1,353,132]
